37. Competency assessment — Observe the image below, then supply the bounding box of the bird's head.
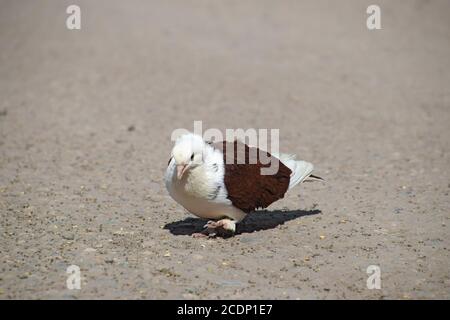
[171,133,205,180]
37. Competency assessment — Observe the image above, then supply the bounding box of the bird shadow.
[163,208,321,237]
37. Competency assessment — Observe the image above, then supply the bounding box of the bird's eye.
[190,153,194,161]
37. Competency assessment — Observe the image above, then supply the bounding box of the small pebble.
[62,233,75,240]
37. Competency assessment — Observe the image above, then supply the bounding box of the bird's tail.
[276,153,322,190]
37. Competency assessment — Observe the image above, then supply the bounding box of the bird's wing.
[213,141,291,213]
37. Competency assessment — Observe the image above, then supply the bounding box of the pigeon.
[164,132,322,237]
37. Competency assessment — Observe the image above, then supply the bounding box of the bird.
[164,132,323,237]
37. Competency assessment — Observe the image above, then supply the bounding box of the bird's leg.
[203,219,236,237]
[191,221,217,238]
[192,219,236,238]
[203,219,234,231]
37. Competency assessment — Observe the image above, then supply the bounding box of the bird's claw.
[191,229,217,238]
[191,220,235,238]
[192,232,210,238]
[193,219,235,238]
[203,220,225,229]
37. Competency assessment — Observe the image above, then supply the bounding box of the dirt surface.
[1,0,449,299]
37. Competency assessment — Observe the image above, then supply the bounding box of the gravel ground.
[0,0,449,299]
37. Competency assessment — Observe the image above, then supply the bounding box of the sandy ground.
[1,0,449,299]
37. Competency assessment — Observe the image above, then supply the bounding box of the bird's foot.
[191,219,236,238]
[192,232,209,238]
[204,219,236,237]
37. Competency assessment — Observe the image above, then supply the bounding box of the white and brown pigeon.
[164,132,322,237]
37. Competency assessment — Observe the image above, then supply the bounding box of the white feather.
[270,152,314,189]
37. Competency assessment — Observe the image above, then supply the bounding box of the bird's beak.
[176,164,188,180]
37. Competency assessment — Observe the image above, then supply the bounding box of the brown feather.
[213,141,291,213]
